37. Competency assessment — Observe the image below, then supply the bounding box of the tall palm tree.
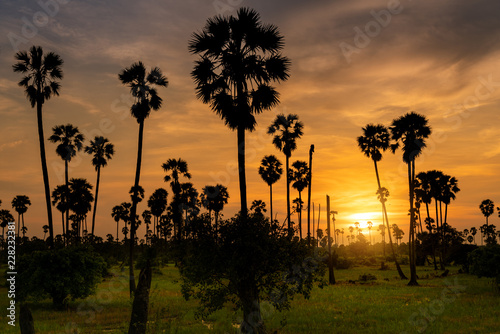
[147,188,168,236]
[84,136,115,236]
[11,195,31,238]
[378,224,386,256]
[268,114,304,228]
[357,123,407,279]
[51,184,69,239]
[307,145,315,246]
[201,184,229,236]
[479,199,494,245]
[290,160,309,239]
[13,46,63,247]
[258,155,283,222]
[49,124,85,236]
[391,112,431,286]
[190,8,290,220]
[119,61,167,295]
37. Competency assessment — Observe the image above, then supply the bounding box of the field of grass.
[0,263,498,333]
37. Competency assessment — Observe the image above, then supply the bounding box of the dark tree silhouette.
[13,46,64,247]
[119,61,167,295]
[84,136,114,236]
[190,7,290,218]
[307,145,314,246]
[68,178,94,239]
[52,185,70,239]
[290,160,309,239]
[147,188,168,237]
[268,114,304,229]
[357,124,407,279]
[112,202,132,243]
[391,112,431,286]
[201,184,229,236]
[258,155,283,222]
[11,195,31,238]
[0,209,15,241]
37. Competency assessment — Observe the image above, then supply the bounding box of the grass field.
[1,263,498,333]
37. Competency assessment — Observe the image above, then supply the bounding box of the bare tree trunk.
[91,166,101,235]
[128,262,152,334]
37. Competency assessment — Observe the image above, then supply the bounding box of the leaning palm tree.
[13,46,63,247]
[190,8,290,219]
[268,114,304,229]
[84,136,115,236]
[11,195,31,238]
[357,123,407,279]
[119,61,168,295]
[258,155,283,222]
[49,124,85,236]
[390,112,431,286]
[290,160,309,239]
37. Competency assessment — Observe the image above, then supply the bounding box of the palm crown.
[290,160,309,193]
[357,124,390,162]
[85,136,115,170]
[390,112,431,163]
[268,114,304,157]
[162,158,192,194]
[49,124,85,162]
[258,155,283,186]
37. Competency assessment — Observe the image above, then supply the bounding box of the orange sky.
[1,0,500,241]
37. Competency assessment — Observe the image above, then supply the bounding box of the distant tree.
[84,136,114,236]
[111,202,131,243]
[367,221,373,245]
[391,112,431,286]
[11,195,31,238]
[163,158,191,238]
[480,199,494,226]
[201,184,229,236]
[258,155,283,222]
[147,188,168,236]
[119,60,168,296]
[0,209,15,240]
[378,224,386,256]
[268,114,304,229]
[470,227,477,245]
[290,160,309,239]
[190,8,290,220]
[13,46,63,247]
[68,178,94,239]
[250,200,267,216]
[51,185,70,241]
[348,226,354,244]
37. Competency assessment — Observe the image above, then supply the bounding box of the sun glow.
[345,212,382,228]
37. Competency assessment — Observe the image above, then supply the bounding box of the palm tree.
[13,46,63,247]
[119,61,167,295]
[367,221,373,244]
[190,8,289,221]
[112,202,132,243]
[391,112,431,286]
[201,184,229,237]
[358,123,407,279]
[51,184,69,240]
[290,160,309,239]
[479,199,494,226]
[68,178,94,239]
[470,226,477,244]
[258,155,283,222]
[11,195,31,238]
[49,123,85,237]
[378,224,386,256]
[268,114,304,228]
[0,209,15,242]
[84,136,115,236]
[147,188,168,236]
[250,200,267,216]
[307,145,315,246]
[348,226,354,244]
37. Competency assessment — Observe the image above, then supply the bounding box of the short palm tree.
[268,114,304,229]
[111,202,132,243]
[258,155,283,222]
[84,136,114,236]
[479,199,494,226]
[147,188,168,236]
[11,195,31,238]
[290,160,309,239]
[13,46,63,247]
[119,61,167,295]
[49,123,85,236]
[391,112,431,286]
[0,209,15,240]
[68,178,94,238]
[201,184,229,236]
[190,7,290,219]
[51,184,70,239]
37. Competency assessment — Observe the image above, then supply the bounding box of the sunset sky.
[1,0,500,241]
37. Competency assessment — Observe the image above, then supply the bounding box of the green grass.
[1,264,498,333]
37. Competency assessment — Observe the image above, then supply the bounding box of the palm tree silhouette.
[367,221,373,244]
[348,226,354,244]
[0,209,15,241]
[147,188,168,237]
[49,123,85,238]
[378,224,386,256]
[190,8,290,219]
[13,46,63,247]
[11,195,31,238]
[42,224,49,240]
[112,202,132,243]
[479,199,494,245]
[391,112,431,286]
[258,155,283,222]
[358,123,407,279]
[290,160,309,239]
[84,136,115,236]
[250,200,267,216]
[470,226,477,245]
[119,61,167,295]
[68,178,93,239]
[51,184,70,240]
[268,114,304,229]
[307,145,315,246]
[201,184,229,238]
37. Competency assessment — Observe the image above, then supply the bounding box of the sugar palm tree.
[11,195,31,238]
[68,178,93,239]
[258,155,283,222]
[201,184,229,236]
[51,184,69,240]
[307,145,315,246]
[119,61,167,295]
[42,224,49,240]
[290,160,309,239]
[112,202,132,243]
[0,209,15,241]
[190,8,290,221]
[357,123,407,279]
[84,136,115,236]
[479,199,494,226]
[268,114,304,228]
[378,224,386,256]
[367,221,373,244]
[13,46,63,247]
[391,112,431,286]
[147,188,168,236]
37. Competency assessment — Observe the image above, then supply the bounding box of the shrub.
[335,257,353,269]
[358,273,377,282]
[468,245,500,288]
[16,245,107,307]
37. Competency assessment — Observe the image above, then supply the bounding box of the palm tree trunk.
[298,191,302,239]
[17,212,21,238]
[91,166,101,236]
[307,145,313,246]
[269,184,273,222]
[129,119,145,296]
[22,214,25,238]
[36,100,54,248]
[408,161,418,286]
[237,125,248,217]
[65,159,69,240]
[373,160,407,279]
[286,154,291,231]
[61,212,65,237]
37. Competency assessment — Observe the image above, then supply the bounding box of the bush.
[358,273,377,282]
[468,245,500,288]
[16,245,107,307]
[335,257,353,269]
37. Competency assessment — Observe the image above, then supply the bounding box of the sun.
[345,212,380,228]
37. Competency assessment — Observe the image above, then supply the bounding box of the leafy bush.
[335,257,353,269]
[468,245,500,288]
[17,245,107,307]
[358,273,377,282]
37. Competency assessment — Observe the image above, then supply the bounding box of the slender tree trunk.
[326,195,335,285]
[269,184,273,222]
[17,212,20,239]
[298,191,302,239]
[240,280,264,334]
[22,214,25,238]
[237,126,248,218]
[65,159,69,239]
[307,144,314,246]
[286,154,291,231]
[61,212,65,240]
[312,202,315,246]
[374,160,407,279]
[408,161,418,286]
[36,100,54,247]
[129,120,145,296]
[91,166,101,236]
